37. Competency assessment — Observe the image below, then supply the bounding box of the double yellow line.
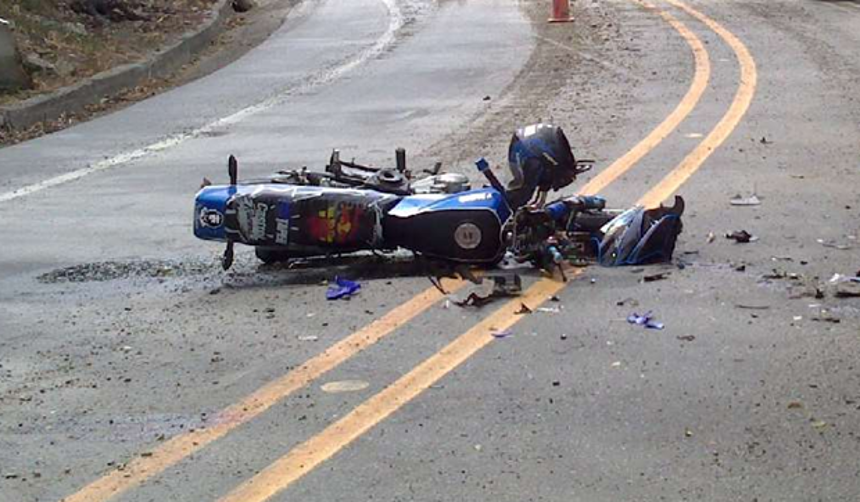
[62,1,756,501]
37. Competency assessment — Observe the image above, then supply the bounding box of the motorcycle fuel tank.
[383,188,511,263]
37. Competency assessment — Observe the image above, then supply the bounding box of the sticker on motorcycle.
[198,207,223,228]
[453,222,482,250]
[305,201,368,245]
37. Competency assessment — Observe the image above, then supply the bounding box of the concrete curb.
[0,0,233,131]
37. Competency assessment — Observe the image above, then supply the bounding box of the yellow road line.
[61,280,462,502]
[638,0,758,208]
[217,272,576,502]
[215,2,743,501]
[578,0,711,196]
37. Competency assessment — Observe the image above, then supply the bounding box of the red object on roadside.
[548,0,573,23]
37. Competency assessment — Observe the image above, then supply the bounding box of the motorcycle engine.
[411,173,471,194]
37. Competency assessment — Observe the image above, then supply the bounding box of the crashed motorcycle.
[193,124,684,273]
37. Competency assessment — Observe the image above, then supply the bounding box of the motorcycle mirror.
[228,155,238,185]
[222,240,234,270]
[395,147,406,173]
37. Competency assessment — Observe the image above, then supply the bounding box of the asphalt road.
[1,0,860,501]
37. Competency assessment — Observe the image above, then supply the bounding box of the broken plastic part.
[326,277,361,300]
[627,311,665,330]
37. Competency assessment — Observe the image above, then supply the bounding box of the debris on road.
[536,307,561,314]
[326,277,361,300]
[616,297,640,307]
[490,328,513,338]
[642,272,670,283]
[811,419,828,430]
[297,335,319,342]
[627,311,665,330]
[451,274,522,307]
[812,310,841,323]
[514,303,533,315]
[730,193,762,206]
[829,273,860,298]
[835,281,860,298]
[818,238,854,251]
[736,304,771,310]
[726,230,757,243]
[677,335,695,342]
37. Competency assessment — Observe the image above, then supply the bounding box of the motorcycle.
[193,124,684,273]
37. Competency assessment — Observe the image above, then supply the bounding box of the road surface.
[1,0,859,501]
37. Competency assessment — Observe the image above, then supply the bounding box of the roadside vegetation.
[0,0,216,104]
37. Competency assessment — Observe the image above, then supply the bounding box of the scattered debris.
[730,194,761,206]
[684,428,694,438]
[297,335,319,342]
[787,401,804,410]
[735,304,770,310]
[725,230,757,243]
[677,335,695,342]
[789,284,824,300]
[811,419,827,430]
[321,380,369,393]
[490,328,513,338]
[706,232,716,243]
[326,277,361,300]
[514,303,533,315]
[829,273,860,284]
[812,311,841,323]
[835,281,860,298]
[611,361,622,368]
[762,269,789,280]
[451,274,522,307]
[616,297,640,307]
[642,272,669,283]
[549,295,561,302]
[536,307,561,314]
[627,311,665,330]
[818,239,853,251]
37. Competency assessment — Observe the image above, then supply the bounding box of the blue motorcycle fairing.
[388,187,511,223]
[194,184,241,242]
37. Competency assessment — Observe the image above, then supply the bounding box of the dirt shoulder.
[0,0,295,145]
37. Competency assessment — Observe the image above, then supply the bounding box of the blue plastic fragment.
[326,277,361,300]
[627,311,665,330]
